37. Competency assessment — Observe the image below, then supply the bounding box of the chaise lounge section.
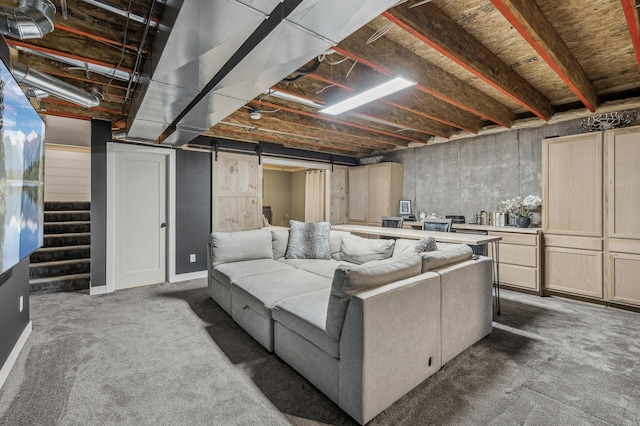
[207,223,492,424]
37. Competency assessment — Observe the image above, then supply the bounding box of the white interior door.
[114,151,167,289]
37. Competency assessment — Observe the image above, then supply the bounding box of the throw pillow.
[340,234,395,265]
[285,220,331,260]
[329,230,350,261]
[419,244,472,272]
[210,229,273,266]
[402,236,438,254]
[325,254,422,341]
[271,230,289,259]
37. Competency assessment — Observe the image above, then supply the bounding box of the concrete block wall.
[385,117,587,222]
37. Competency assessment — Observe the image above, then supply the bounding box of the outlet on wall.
[189,254,196,263]
[19,295,23,312]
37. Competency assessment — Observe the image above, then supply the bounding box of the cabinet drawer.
[608,253,640,306]
[499,264,538,290]
[545,247,603,298]
[490,244,537,267]
[608,239,640,255]
[544,234,602,251]
[488,232,537,246]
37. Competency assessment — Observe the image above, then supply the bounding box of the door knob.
[160,223,167,228]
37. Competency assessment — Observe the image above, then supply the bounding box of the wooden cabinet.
[542,133,604,299]
[330,167,349,225]
[348,163,403,225]
[487,230,542,293]
[604,127,640,307]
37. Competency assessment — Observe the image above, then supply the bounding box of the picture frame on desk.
[399,200,412,216]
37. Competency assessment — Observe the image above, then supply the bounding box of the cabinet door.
[212,152,261,231]
[606,127,640,239]
[367,164,391,225]
[545,247,603,298]
[608,253,640,306]
[543,133,602,237]
[348,166,367,222]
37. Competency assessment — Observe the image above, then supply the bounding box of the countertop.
[403,221,543,234]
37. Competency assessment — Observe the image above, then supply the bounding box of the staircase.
[29,202,91,293]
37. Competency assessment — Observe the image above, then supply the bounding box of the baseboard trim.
[89,285,107,296]
[0,321,32,390]
[170,270,207,283]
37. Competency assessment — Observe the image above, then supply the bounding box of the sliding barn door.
[212,152,262,231]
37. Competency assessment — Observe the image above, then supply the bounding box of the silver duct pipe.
[0,0,56,39]
[11,61,102,108]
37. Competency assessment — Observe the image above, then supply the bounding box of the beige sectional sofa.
[207,226,493,424]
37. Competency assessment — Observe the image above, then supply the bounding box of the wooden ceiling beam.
[254,99,415,146]
[491,0,599,112]
[335,26,516,127]
[622,0,640,70]
[384,3,554,120]
[55,24,142,53]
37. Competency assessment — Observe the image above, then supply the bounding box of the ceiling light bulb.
[250,110,261,120]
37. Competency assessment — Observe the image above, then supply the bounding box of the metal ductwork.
[0,0,56,39]
[126,0,401,145]
[11,61,102,108]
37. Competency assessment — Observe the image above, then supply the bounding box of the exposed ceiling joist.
[384,3,554,120]
[490,0,599,112]
[335,26,517,127]
[621,0,640,71]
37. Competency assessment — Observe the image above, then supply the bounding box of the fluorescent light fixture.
[320,77,416,115]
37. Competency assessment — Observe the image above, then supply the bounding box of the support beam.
[622,0,640,70]
[491,0,599,112]
[384,3,554,120]
[336,26,516,127]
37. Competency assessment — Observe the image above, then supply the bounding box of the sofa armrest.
[338,272,441,425]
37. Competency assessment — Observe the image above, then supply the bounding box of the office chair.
[422,218,452,233]
[380,216,404,239]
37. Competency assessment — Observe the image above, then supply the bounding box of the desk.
[331,224,502,314]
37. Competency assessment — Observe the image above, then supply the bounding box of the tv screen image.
[0,59,45,276]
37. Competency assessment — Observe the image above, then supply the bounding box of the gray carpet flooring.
[1,279,639,426]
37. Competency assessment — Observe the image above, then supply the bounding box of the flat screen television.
[0,57,45,277]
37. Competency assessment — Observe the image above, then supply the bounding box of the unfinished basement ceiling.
[3,0,640,157]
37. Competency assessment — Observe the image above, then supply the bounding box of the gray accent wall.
[386,118,587,222]
[90,119,110,288]
[0,258,30,369]
[175,150,211,274]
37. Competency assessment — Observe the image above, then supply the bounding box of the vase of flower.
[501,195,542,228]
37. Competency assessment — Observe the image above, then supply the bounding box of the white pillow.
[340,234,395,265]
[210,230,273,266]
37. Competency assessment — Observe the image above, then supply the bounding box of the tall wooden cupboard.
[543,126,640,308]
[348,163,403,225]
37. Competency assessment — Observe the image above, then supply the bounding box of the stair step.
[45,211,91,222]
[44,233,91,247]
[45,201,90,211]
[30,273,90,294]
[29,258,90,279]
[44,221,91,234]
[30,245,91,263]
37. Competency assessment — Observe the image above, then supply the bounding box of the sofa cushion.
[286,220,331,260]
[329,231,350,260]
[273,288,339,358]
[211,229,273,266]
[325,254,422,341]
[340,234,395,265]
[420,244,473,272]
[231,269,331,318]
[213,259,295,289]
[393,237,437,256]
[271,230,289,260]
[278,258,354,279]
